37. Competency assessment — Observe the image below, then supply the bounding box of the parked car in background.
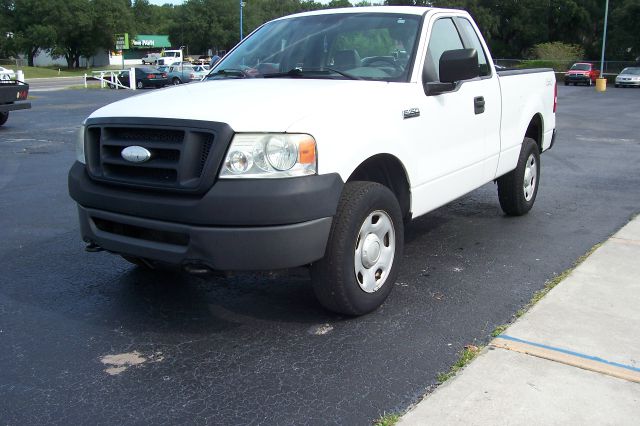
[141,53,161,65]
[192,65,210,80]
[109,67,168,89]
[564,62,599,86]
[166,64,196,85]
[0,79,30,125]
[194,55,211,65]
[0,66,16,80]
[614,67,640,88]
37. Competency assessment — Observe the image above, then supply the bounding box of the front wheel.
[497,137,540,216]
[311,181,404,316]
[0,111,8,126]
[172,78,181,85]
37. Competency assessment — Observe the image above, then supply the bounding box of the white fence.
[85,67,137,90]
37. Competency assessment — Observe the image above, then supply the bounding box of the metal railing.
[86,68,137,90]
[494,59,638,75]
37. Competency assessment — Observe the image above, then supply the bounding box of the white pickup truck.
[156,49,183,66]
[69,7,557,315]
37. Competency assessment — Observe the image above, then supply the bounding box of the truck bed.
[0,80,31,112]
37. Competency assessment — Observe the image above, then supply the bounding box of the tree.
[607,0,640,61]
[13,0,57,66]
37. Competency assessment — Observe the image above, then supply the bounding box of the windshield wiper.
[263,67,362,80]
[206,68,246,79]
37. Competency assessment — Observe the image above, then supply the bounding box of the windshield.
[208,12,421,82]
[621,67,640,75]
[570,63,591,71]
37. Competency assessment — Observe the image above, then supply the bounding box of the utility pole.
[240,1,245,41]
[599,0,609,75]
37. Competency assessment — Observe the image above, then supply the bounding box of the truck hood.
[89,79,395,132]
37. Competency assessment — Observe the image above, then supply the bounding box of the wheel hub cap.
[361,234,382,268]
[354,210,396,293]
[523,153,537,202]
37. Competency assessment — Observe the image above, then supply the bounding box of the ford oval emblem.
[121,146,151,163]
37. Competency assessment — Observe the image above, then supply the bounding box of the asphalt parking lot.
[1,85,639,425]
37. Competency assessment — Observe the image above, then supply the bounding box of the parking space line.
[491,335,640,384]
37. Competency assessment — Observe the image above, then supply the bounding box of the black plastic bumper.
[69,162,343,269]
[0,102,31,113]
[78,206,333,270]
[69,162,343,226]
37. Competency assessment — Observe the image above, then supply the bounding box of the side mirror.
[425,48,479,96]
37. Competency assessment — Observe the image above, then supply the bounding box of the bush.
[532,42,584,61]
[517,42,585,72]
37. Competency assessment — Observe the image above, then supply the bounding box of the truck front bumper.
[69,162,343,270]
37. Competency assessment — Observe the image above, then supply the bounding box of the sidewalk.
[399,216,640,425]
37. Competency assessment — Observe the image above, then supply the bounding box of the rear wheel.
[136,81,143,89]
[0,111,8,126]
[311,181,403,316]
[497,137,540,216]
[172,78,181,85]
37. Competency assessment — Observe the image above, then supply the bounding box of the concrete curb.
[398,214,640,425]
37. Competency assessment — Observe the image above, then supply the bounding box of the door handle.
[474,96,485,114]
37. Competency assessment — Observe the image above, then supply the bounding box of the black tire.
[137,80,143,89]
[0,111,8,126]
[310,181,404,316]
[172,78,181,85]
[497,137,540,216]
[564,81,568,86]
[587,79,592,87]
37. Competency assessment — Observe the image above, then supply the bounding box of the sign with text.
[115,33,129,50]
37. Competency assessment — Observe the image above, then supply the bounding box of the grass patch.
[491,324,509,337]
[18,65,121,79]
[436,344,482,383]
[373,413,400,426]
[66,84,104,90]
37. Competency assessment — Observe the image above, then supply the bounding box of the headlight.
[76,125,85,164]
[220,133,316,179]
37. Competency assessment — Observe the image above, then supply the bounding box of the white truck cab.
[69,7,557,315]
[157,50,183,66]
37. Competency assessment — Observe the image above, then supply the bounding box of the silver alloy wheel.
[523,153,537,201]
[354,210,395,293]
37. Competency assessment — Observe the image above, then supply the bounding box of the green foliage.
[436,345,481,383]
[373,413,401,426]
[3,0,640,68]
[531,42,584,61]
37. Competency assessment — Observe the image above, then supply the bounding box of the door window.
[424,18,464,83]
[455,18,490,77]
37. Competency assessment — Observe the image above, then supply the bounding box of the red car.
[564,63,600,86]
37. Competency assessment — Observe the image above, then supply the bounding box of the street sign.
[115,33,129,51]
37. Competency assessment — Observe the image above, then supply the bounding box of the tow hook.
[85,242,104,252]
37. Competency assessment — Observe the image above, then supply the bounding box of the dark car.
[110,67,168,89]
